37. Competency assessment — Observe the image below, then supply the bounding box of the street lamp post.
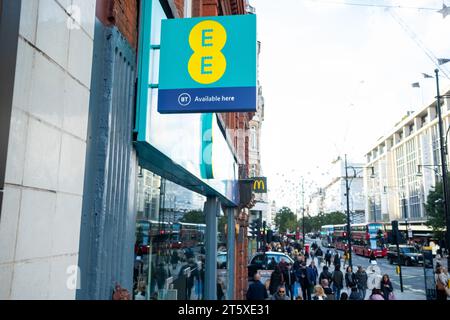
[372,196,377,222]
[345,155,353,268]
[434,67,450,269]
[301,178,305,247]
[345,155,375,268]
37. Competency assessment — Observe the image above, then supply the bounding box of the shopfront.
[132,0,241,300]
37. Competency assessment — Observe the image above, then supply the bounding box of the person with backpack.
[330,264,344,300]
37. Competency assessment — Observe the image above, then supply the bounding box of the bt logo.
[178,93,191,106]
[188,20,227,84]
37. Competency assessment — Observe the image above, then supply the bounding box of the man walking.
[355,266,368,300]
[246,273,268,300]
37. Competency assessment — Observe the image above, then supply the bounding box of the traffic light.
[249,221,258,238]
[391,220,399,243]
[266,229,273,243]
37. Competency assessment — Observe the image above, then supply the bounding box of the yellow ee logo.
[188,20,227,84]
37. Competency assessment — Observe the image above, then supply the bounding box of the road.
[305,237,447,298]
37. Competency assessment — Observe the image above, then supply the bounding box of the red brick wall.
[174,0,185,17]
[96,0,139,50]
[203,0,219,16]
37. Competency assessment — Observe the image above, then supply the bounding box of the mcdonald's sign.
[252,177,267,193]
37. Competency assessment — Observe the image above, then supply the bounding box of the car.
[321,239,335,248]
[247,251,294,278]
[387,245,424,266]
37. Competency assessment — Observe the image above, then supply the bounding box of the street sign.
[408,228,413,239]
[158,15,257,113]
[252,177,267,193]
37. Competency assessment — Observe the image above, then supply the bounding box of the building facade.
[364,91,450,239]
[306,157,365,223]
[0,0,96,299]
[0,0,261,300]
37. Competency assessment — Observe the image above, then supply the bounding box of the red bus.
[331,222,387,257]
[351,222,387,257]
[173,222,206,248]
[331,224,348,251]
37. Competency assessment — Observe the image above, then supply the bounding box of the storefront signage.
[252,177,267,193]
[158,14,257,113]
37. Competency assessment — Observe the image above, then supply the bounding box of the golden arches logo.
[253,179,265,191]
[188,20,227,84]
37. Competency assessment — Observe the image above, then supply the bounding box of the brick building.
[0,0,259,300]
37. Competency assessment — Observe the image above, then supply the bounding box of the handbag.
[445,287,450,297]
[436,280,446,291]
[388,292,396,300]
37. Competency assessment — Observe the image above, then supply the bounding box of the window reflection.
[133,168,208,300]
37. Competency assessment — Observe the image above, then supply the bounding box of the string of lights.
[303,0,439,11]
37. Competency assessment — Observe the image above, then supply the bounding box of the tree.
[179,210,205,224]
[299,211,346,233]
[425,182,446,241]
[274,207,297,233]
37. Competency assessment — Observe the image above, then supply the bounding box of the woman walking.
[380,274,394,300]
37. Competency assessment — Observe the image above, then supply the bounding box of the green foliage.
[425,181,446,240]
[298,211,347,233]
[179,210,205,224]
[218,216,227,238]
[275,207,298,233]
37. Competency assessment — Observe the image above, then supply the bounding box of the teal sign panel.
[158,14,257,113]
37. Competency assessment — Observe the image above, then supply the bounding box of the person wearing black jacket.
[380,274,394,300]
[325,250,332,267]
[247,273,268,300]
[269,266,284,296]
[355,266,368,299]
[283,263,297,300]
[333,250,341,268]
[297,262,311,300]
[344,266,357,289]
[319,265,332,284]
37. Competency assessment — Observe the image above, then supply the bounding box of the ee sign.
[158,15,257,114]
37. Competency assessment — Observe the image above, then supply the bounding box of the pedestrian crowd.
[246,239,406,301]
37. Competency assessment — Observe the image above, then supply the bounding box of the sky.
[250,0,450,210]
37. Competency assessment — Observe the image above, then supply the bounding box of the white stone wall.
[0,0,95,300]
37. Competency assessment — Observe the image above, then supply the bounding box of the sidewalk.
[393,289,426,300]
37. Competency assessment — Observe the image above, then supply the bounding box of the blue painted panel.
[77,22,136,300]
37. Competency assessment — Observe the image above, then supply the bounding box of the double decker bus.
[320,225,334,240]
[351,222,387,257]
[135,220,177,254]
[330,222,387,257]
[173,222,206,248]
[331,224,348,250]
